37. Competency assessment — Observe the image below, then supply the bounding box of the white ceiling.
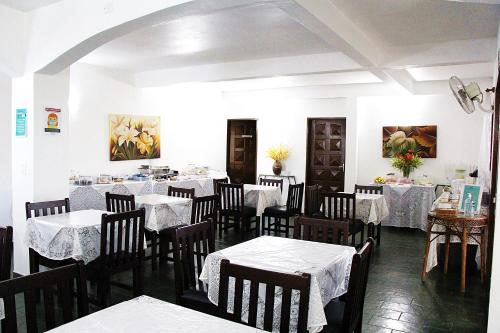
[406,62,494,81]
[0,0,63,11]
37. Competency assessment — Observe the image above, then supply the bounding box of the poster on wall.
[109,114,161,161]
[15,108,27,137]
[382,125,437,158]
[44,107,61,133]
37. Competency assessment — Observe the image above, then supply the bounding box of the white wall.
[357,95,484,185]
[0,72,12,226]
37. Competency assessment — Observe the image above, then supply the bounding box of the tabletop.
[244,184,282,217]
[136,194,192,232]
[47,295,264,332]
[199,236,356,333]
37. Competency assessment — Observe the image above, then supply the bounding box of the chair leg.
[360,226,364,246]
[354,316,362,333]
[255,216,260,237]
[151,235,158,271]
[29,249,41,302]
[377,223,381,246]
[97,275,108,308]
[285,217,290,238]
[133,265,144,297]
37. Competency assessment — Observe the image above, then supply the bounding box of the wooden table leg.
[480,227,487,283]
[460,227,468,293]
[444,228,450,274]
[421,221,434,282]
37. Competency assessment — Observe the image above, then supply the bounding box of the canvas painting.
[382,126,437,158]
[109,114,161,161]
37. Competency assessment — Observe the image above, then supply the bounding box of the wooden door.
[306,118,346,192]
[226,120,257,184]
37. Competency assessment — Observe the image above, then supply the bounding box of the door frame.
[226,119,258,184]
[305,117,347,190]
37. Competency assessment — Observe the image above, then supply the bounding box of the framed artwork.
[109,114,161,161]
[458,184,483,213]
[383,125,437,158]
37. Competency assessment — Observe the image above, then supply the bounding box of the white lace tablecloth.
[199,236,356,333]
[244,184,283,217]
[24,210,108,264]
[47,295,262,332]
[325,193,389,225]
[136,194,192,233]
[381,184,435,231]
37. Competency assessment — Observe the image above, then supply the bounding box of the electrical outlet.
[104,0,114,14]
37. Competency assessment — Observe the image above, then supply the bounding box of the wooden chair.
[105,192,135,213]
[323,238,374,333]
[26,199,73,275]
[213,177,229,195]
[354,185,383,246]
[191,195,218,225]
[0,262,89,333]
[218,259,311,333]
[323,192,364,247]
[262,182,304,238]
[172,221,217,315]
[0,226,13,282]
[218,183,259,238]
[85,209,146,308]
[168,186,195,199]
[293,216,349,245]
[304,184,324,218]
[259,177,284,192]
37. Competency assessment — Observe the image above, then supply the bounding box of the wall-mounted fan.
[449,76,494,114]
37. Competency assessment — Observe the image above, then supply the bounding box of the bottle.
[464,193,473,217]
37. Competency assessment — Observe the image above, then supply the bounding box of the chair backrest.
[218,183,244,213]
[293,216,349,245]
[354,185,383,195]
[0,226,13,281]
[168,186,195,199]
[172,221,215,301]
[0,262,89,333]
[99,209,146,271]
[191,195,218,224]
[286,183,304,214]
[304,184,322,217]
[105,192,135,213]
[25,198,70,219]
[323,192,356,222]
[259,178,283,192]
[213,177,229,195]
[342,238,374,332]
[218,259,311,333]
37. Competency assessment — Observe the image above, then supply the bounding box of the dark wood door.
[306,118,346,192]
[226,120,257,184]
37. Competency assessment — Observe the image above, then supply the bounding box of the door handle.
[340,164,345,172]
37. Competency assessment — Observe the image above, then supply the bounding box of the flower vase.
[272,160,282,176]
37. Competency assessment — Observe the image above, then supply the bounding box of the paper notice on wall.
[44,107,61,133]
[15,108,27,137]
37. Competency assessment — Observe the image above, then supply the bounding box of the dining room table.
[135,194,192,232]
[199,235,356,333]
[244,184,283,217]
[47,295,264,332]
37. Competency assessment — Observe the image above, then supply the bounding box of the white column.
[0,72,12,227]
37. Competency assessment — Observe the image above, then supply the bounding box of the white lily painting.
[109,114,161,161]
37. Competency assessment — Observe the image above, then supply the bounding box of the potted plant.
[266,145,290,176]
[391,149,423,179]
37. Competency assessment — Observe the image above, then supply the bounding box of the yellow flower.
[137,132,153,155]
[266,144,290,161]
[117,126,139,146]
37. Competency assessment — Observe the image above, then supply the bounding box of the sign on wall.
[15,108,27,137]
[44,107,61,133]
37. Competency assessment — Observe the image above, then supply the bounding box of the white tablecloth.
[199,236,356,333]
[47,295,263,332]
[244,184,282,217]
[382,184,435,231]
[325,193,389,225]
[24,210,107,264]
[136,194,192,233]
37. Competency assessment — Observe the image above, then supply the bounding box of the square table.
[135,194,192,233]
[47,295,264,332]
[24,209,108,264]
[244,184,282,217]
[199,236,356,333]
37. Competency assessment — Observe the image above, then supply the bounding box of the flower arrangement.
[109,114,161,161]
[266,145,290,175]
[391,149,423,178]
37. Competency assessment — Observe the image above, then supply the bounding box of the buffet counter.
[69,176,217,211]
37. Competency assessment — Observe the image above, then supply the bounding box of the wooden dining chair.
[172,221,217,315]
[293,216,349,245]
[218,259,311,333]
[213,177,229,195]
[354,185,383,246]
[323,192,364,247]
[191,195,218,225]
[259,177,284,192]
[168,186,195,199]
[304,184,324,218]
[217,183,259,238]
[85,209,146,308]
[262,182,304,238]
[323,238,374,333]
[0,261,89,333]
[26,199,73,275]
[105,192,135,213]
[0,226,13,282]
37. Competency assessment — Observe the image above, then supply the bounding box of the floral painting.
[109,114,160,161]
[383,126,437,158]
